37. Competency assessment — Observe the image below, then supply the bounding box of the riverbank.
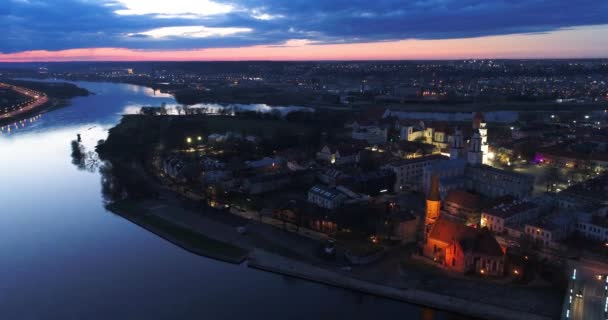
[108,193,560,320]
[249,249,550,320]
[107,200,248,264]
[0,79,89,127]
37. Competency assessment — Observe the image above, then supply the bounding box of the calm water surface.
[0,80,462,319]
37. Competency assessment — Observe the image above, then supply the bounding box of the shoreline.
[107,201,248,264]
[248,249,550,320]
[1,79,90,127]
[10,77,608,112]
[107,196,556,320]
[0,98,69,127]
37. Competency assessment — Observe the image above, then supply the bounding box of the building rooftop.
[445,189,481,210]
[429,217,503,257]
[427,158,467,171]
[467,164,534,180]
[309,184,344,200]
[386,154,447,167]
[485,199,538,219]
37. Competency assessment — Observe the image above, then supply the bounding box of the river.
[0,80,463,319]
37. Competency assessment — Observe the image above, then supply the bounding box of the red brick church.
[422,175,505,276]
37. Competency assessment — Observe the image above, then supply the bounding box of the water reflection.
[0,114,43,135]
[123,102,313,116]
[123,84,173,98]
[70,139,101,172]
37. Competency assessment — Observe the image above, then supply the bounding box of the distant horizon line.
[1,57,607,63]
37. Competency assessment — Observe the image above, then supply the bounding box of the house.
[317,168,349,186]
[396,120,464,150]
[242,171,292,195]
[273,201,338,234]
[383,154,447,192]
[307,185,347,210]
[316,143,361,166]
[390,212,419,244]
[481,199,540,234]
[465,165,534,199]
[524,211,576,249]
[558,174,608,207]
[422,158,467,198]
[388,140,438,159]
[346,169,396,196]
[443,190,482,226]
[352,126,388,144]
[576,207,608,242]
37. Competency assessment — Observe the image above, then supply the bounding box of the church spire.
[428,173,440,201]
[425,173,441,228]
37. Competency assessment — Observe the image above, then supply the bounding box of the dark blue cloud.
[1,0,607,53]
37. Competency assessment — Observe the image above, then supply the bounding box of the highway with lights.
[1,82,48,120]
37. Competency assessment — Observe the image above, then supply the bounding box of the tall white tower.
[468,131,483,166]
[473,112,489,165]
[450,128,464,160]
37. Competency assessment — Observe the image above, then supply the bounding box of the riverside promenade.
[248,249,552,320]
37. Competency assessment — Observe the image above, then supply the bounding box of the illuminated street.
[0,82,48,119]
[563,261,608,320]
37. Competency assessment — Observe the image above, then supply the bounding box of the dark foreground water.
[0,80,463,319]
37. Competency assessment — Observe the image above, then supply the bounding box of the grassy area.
[107,200,248,263]
[246,232,310,262]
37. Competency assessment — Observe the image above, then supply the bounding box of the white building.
[422,159,467,198]
[307,185,347,210]
[352,126,388,144]
[524,211,575,249]
[317,144,361,166]
[383,154,447,192]
[576,207,608,242]
[472,112,489,165]
[465,165,534,199]
[449,128,465,160]
[481,199,540,234]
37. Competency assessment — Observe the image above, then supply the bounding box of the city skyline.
[2,0,608,62]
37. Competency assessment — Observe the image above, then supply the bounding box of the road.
[562,259,608,320]
[0,83,48,120]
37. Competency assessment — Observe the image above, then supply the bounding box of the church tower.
[449,127,464,160]
[473,112,489,164]
[467,131,483,165]
[425,174,441,225]
[423,174,442,243]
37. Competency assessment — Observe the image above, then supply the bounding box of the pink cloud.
[1,26,607,62]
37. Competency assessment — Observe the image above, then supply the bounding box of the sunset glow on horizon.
[2,25,608,62]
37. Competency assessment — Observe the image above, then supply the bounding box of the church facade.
[422,175,506,276]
